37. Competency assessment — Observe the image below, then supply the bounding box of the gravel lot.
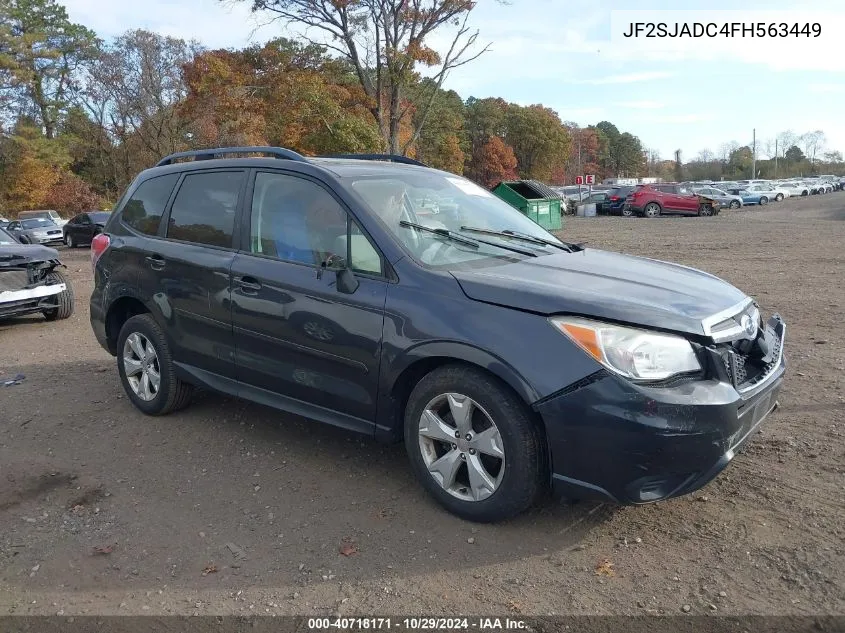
[1,193,843,619]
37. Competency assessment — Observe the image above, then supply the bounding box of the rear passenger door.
[230,170,388,427]
[150,169,247,378]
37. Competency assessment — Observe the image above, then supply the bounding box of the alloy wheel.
[644,203,660,217]
[418,393,505,502]
[122,332,161,402]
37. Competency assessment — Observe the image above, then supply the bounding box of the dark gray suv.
[89,147,786,522]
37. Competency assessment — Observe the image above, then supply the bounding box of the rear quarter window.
[121,174,180,236]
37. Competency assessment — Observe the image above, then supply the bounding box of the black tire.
[620,207,634,217]
[775,193,784,201]
[729,200,740,209]
[42,271,74,321]
[759,197,769,205]
[404,364,545,523]
[19,236,30,244]
[697,204,713,216]
[116,314,194,416]
[643,202,661,218]
[65,233,75,248]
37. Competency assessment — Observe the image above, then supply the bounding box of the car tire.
[729,200,741,209]
[643,202,661,218]
[19,236,30,244]
[775,193,784,201]
[116,314,194,416]
[697,204,713,216]
[404,364,545,523]
[801,190,808,196]
[759,197,769,205]
[65,233,75,248]
[41,271,74,321]
[621,207,634,217]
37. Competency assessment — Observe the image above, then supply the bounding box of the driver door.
[230,170,389,426]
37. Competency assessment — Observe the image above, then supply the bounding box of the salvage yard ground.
[1,195,843,618]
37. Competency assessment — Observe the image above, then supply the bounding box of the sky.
[61,0,845,163]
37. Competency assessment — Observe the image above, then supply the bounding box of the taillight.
[91,233,110,271]
[610,196,619,201]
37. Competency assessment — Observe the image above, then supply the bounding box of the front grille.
[721,329,782,391]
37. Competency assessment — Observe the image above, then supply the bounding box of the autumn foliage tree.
[473,135,517,188]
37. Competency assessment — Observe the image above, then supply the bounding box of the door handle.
[145,255,165,270]
[237,276,261,293]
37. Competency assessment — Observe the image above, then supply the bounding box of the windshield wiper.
[399,221,479,248]
[460,226,585,252]
[399,221,538,257]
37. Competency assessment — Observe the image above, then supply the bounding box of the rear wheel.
[404,365,545,523]
[729,200,741,209]
[117,314,194,416]
[621,206,634,217]
[643,202,661,218]
[41,271,74,321]
[65,233,75,248]
[775,193,784,201]
[759,197,769,205]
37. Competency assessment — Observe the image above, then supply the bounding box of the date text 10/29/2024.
[308,618,527,630]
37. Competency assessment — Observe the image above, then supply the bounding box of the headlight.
[549,316,702,381]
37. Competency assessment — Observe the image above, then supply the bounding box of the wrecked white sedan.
[0,226,74,321]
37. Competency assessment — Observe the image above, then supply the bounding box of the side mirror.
[319,254,359,295]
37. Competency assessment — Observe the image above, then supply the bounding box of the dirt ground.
[1,193,843,619]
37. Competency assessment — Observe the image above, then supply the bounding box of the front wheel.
[697,204,713,216]
[65,233,75,248]
[41,271,74,321]
[729,200,741,209]
[117,314,194,416]
[404,365,545,523]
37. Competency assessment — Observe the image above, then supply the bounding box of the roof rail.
[155,146,308,167]
[320,153,428,167]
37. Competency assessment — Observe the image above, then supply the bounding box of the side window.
[80,214,91,224]
[121,174,179,236]
[249,172,382,275]
[166,171,244,248]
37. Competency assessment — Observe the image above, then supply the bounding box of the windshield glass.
[21,218,56,229]
[349,172,565,267]
[90,212,111,223]
[0,228,17,244]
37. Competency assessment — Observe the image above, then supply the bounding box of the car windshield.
[21,218,56,229]
[0,228,17,244]
[348,172,566,268]
[90,212,111,223]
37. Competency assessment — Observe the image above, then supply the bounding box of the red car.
[624,183,720,218]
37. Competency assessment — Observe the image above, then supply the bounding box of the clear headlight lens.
[550,316,702,381]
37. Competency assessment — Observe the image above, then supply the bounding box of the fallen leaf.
[339,542,358,557]
[596,558,615,577]
[71,505,85,514]
[92,544,114,555]
[507,600,522,613]
[202,564,218,576]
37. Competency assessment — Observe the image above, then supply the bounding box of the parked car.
[745,184,789,201]
[62,211,112,248]
[779,182,810,197]
[0,218,10,230]
[624,183,721,217]
[691,186,744,209]
[0,227,74,321]
[16,209,67,227]
[605,186,637,215]
[5,217,64,245]
[726,188,768,205]
[89,147,786,523]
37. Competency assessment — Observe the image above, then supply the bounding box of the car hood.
[450,248,749,338]
[0,243,61,266]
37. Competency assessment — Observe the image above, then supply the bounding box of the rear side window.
[122,174,179,236]
[166,171,245,248]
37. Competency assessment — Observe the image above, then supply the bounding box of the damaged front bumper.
[535,316,786,504]
[0,255,66,318]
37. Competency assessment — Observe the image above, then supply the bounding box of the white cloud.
[807,83,845,94]
[578,71,674,85]
[643,113,715,124]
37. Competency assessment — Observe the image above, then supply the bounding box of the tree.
[408,81,465,173]
[823,150,843,164]
[727,145,753,177]
[239,0,491,155]
[503,104,569,181]
[80,29,201,189]
[800,130,825,164]
[784,145,805,163]
[0,0,98,138]
[595,121,643,176]
[472,135,516,188]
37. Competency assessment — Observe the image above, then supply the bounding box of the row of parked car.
[0,209,111,248]
[569,174,844,217]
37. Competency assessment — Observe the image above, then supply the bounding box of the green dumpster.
[491,180,563,230]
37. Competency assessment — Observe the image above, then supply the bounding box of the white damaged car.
[0,226,74,321]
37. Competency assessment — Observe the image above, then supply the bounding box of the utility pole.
[752,128,756,178]
[774,138,778,178]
